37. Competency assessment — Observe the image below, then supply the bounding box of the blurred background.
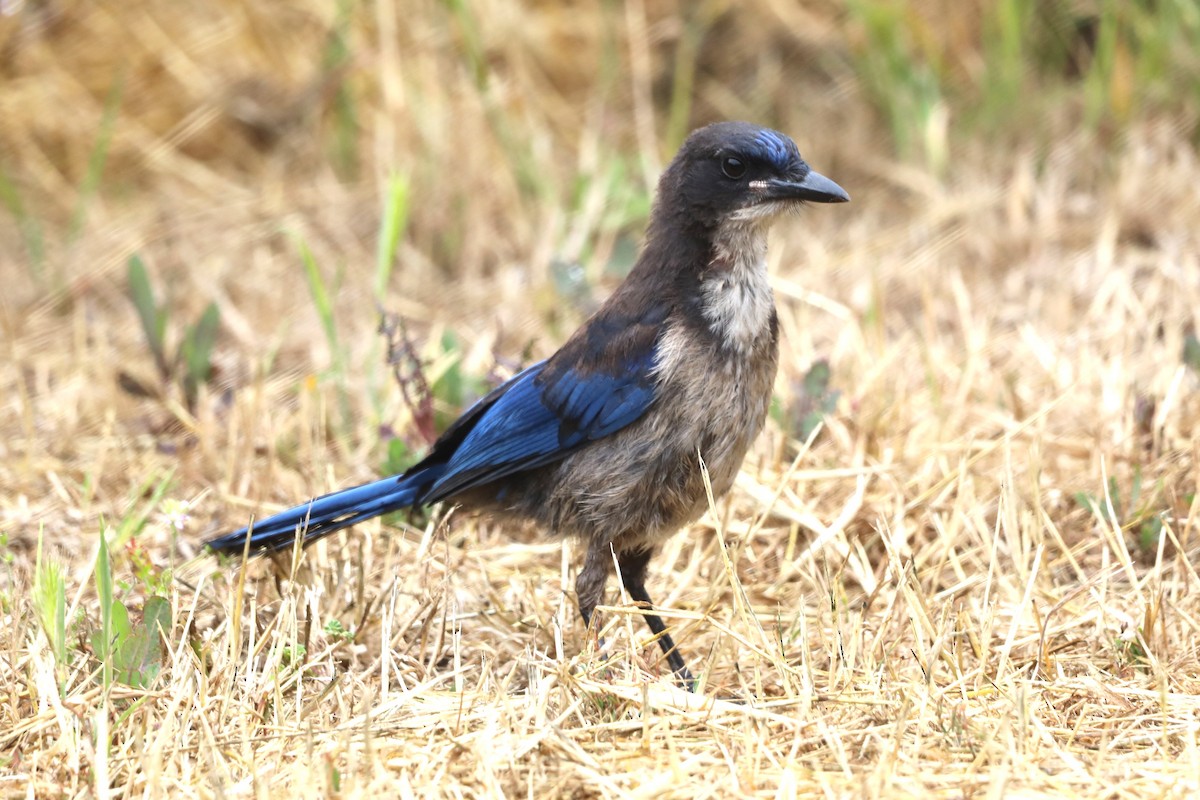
[4,0,1198,231]
[3,1,1200,793]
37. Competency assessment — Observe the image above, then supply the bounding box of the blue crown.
[751,128,799,171]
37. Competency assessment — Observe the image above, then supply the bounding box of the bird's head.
[657,121,848,232]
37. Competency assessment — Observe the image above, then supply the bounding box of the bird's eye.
[721,156,746,179]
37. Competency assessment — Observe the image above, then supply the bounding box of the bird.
[207,121,848,688]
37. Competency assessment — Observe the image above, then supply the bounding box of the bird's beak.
[761,170,849,204]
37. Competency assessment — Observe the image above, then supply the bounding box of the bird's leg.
[575,538,613,644]
[616,547,695,690]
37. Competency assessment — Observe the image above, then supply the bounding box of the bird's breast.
[565,313,778,548]
[649,316,779,499]
[499,314,779,551]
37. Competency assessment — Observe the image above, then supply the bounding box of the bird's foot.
[674,665,697,693]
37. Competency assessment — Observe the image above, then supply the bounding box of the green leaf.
[803,360,833,399]
[434,330,466,404]
[1184,333,1200,374]
[91,595,171,689]
[0,164,45,276]
[430,330,489,430]
[33,527,68,670]
[128,255,169,377]
[794,359,841,442]
[375,173,410,301]
[70,73,123,242]
[180,301,221,405]
[324,0,359,178]
[297,235,353,433]
[147,597,174,642]
[323,618,353,642]
[1129,466,1143,511]
[92,528,121,690]
[1074,491,1101,516]
[768,394,785,427]
[1106,475,1122,521]
[113,471,175,548]
[95,530,113,640]
[1137,516,1163,554]
[298,238,339,357]
[115,596,171,688]
[111,598,132,644]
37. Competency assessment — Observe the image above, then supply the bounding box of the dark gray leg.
[617,547,695,689]
[575,538,612,631]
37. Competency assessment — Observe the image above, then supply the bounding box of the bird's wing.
[414,308,664,505]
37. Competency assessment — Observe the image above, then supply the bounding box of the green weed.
[33,527,69,687]
[69,73,124,244]
[297,235,354,436]
[324,619,355,642]
[1075,467,1166,555]
[0,166,44,277]
[846,0,947,170]
[326,0,359,178]
[375,173,411,303]
[773,360,840,444]
[92,526,173,691]
[126,254,221,410]
[110,470,175,549]
[1183,332,1200,374]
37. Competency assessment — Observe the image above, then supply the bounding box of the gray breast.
[504,316,779,554]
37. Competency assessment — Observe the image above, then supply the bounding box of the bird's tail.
[206,470,437,555]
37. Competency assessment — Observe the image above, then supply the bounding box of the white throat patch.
[701,218,775,351]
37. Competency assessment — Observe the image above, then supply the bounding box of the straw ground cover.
[2,0,1199,796]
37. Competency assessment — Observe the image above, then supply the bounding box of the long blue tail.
[206,470,437,555]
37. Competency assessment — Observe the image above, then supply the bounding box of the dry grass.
[3,1,1200,797]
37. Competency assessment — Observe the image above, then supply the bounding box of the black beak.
[762,169,849,203]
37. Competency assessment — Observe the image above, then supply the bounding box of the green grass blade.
[33,526,68,676]
[94,525,115,691]
[69,73,124,243]
[0,165,45,277]
[297,235,353,433]
[375,173,410,301]
[127,255,170,378]
[113,471,175,547]
[297,237,341,361]
[181,301,221,406]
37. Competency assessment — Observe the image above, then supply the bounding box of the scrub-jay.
[207,121,849,687]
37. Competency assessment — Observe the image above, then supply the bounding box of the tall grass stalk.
[69,74,124,244]
[297,235,354,436]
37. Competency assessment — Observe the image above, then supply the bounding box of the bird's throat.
[700,221,775,352]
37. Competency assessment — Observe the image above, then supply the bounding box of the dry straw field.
[3,0,1200,796]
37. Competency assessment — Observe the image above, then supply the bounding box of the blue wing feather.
[420,341,659,503]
